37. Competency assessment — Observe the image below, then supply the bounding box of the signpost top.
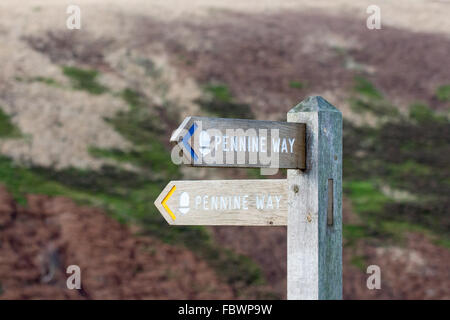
[288,96,341,113]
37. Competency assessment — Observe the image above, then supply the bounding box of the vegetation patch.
[344,181,391,214]
[0,108,21,138]
[197,84,254,119]
[435,84,450,102]
[289,80,305,89]
[344,77,450,245]
[350,255,366,272]
[343,224,371,247]
[0,156,97,207]
[350,76,399,118]
[62,66,108,94]
[32,76,60,87]
[353,76,383,100]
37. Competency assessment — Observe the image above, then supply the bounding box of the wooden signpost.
[287,96,342,300]
[154,96,342,300]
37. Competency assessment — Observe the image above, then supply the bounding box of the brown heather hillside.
[1,186,449,299]
[0,186,233,299]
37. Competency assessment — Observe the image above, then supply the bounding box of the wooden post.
[287,96,342,300]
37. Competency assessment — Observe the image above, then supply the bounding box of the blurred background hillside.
[0,0,449,299]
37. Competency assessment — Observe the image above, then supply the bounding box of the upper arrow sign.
[154,179,288,226]
[170,117,306,169]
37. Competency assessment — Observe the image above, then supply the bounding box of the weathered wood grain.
[154,179,288,226]
[170,116,306,169]
[287,96,342,300]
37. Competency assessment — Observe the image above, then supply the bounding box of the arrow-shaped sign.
[171,117,306,169]
[154,179,288,226]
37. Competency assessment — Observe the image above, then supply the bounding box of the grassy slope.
[1,66,448,296]
[343,76,450,252]
[0,67,268,298]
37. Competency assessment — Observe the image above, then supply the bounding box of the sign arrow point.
[161,185,177,221]
[170,116,192,143]
[155,182,178,224]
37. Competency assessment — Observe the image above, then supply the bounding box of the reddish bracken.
[0,186,233,300]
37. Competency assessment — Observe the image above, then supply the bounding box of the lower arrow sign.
[154,179,288,226]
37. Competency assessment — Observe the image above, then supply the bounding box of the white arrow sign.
[154,179,288,226]
[170,117,306,169]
